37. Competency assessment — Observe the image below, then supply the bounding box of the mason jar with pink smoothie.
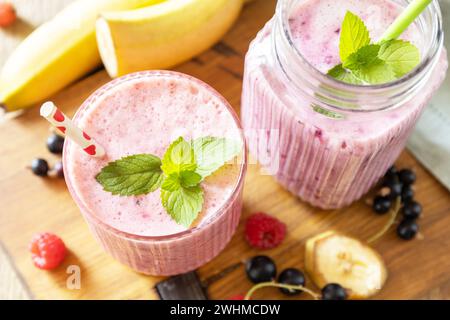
[63,71,246,275]
[242,0,447,209]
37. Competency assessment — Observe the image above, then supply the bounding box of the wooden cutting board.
[1,0,449,300]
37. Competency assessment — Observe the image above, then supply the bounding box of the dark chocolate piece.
[155,271,208,300]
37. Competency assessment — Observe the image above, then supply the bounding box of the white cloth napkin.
[407,0,450,190]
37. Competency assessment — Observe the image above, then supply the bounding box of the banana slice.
[305,231,387,299]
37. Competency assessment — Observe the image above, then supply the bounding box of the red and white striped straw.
[40,101,105,158]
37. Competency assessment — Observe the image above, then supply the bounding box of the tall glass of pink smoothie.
[63,71,246,275]
[242,0,447,209]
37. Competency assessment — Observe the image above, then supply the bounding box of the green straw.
[381,0,433,41]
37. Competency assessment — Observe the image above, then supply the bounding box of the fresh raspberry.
[0,2,17,28]
[245,212,286,249]
[29,233,67,270]
[229,294,246,300]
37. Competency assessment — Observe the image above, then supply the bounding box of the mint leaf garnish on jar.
[96,136,242,227]
[328,0,433,85]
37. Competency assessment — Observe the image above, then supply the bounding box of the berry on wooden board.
[29,232,67,270]
[402,201,422,219]
[372,195,392,214]
[398,169,416,186]
[397,219,419,240]
[387,182,403,199]
[321,283,348,300]
[278,268,306,296]
[47,134,65,154]
[245,256,277,284]
[401,185,414,203]
[31,158,49,177]
[54,161,64,178]
[370,166,421,243]
[245,212,286,249]
[383,167,398,186]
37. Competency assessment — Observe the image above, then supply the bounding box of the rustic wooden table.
[0,0,449,300]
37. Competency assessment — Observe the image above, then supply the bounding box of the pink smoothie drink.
[242,0,447,209]
[63,71,246,275]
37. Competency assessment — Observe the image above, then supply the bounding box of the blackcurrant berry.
[47,134,65,154]
[398,169,416,186]
[373,196,392,214]
[388,182,403,199]
[383,166,398,186]
[31,158,49,177]
[277,268,305,296]
[245,256,277,284]
[321,283,347,300]
[397,219,419,240]
[54,161,64,178]
[402,201,422,219]
[401,185,414,203]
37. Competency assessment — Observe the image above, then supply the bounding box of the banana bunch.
[1,0,250,112]
[305,231,387,299]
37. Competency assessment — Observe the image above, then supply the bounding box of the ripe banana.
[0,0,164,112]
[305,231,387,299]
[96,0,244,78]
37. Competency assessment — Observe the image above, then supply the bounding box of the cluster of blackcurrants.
[372,166,421,240]
[245,256,347,300]
[31,134,65,178]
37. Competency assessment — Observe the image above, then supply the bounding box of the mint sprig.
[327,64,363,85]
[161,186,204,228]
[161,137,196,174]
[378,40,421,78]
[338,11,371,62]
[95,154,163,196]
[96,136,242,227]
[328,11,420,85]
[192,136,243,179]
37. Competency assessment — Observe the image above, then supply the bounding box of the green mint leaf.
[161,137,196,175]
[161,173,181,192]
[330,11,421,86]
[378,39,420,78]
[161,185,204,227]
[343,44,381,70]
[179,171,202,188]
[161,171,202,192]
[96,154,163,196]
[339,11,371,62]
[192,137,242,179]
[352,59,397,84]
[330,44,397,85]
[327,64,363,85]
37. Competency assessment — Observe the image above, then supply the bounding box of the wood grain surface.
[0,0,449,300]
